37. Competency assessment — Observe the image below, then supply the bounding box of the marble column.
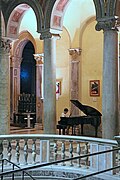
[12,56,22,114]
[0,1,1,48]
[16,58,22,111]
[0,38,11,134]
[96,17,119,139]
[102,30,119,139]
[34,54,44,130]
[10,56,15,122]
[40,33,60,134]
[68,48,81,115]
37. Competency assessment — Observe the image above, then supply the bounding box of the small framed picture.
[90,80,100,96]
[56,80,61,95]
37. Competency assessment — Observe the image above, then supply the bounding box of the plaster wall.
[56,28,70,121]
[63,0,95,47]
[80,21,103,113]
[35,39,43,54]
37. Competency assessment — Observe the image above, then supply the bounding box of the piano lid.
[70,100,102,116]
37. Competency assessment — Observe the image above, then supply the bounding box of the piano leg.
[71,126,76,135]
[63,128,66,135]
[95,126,98,137]
[59,129,61,135]
[73,126,77,135]
[71,126,74,135]
[70,126,77,135]
[81,124,84,135]
[66,126,70,135]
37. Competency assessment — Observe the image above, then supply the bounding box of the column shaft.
[34,54,44,129]
[12,57,21,114]
[69,48,81,115]
[0,8,10,134]
[10,63,14,120]
[0,48,10,134]
[102,30,119,139]
[36,63,43,125]
[0,1,1,47]
[44,37,56,134]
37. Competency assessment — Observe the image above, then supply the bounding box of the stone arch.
[93,0,119,31]
[2,0,43,38]
[49,0,119,33]
[1,12,5,37]
[13,30,36,67]
[43,0,71,32]
[93,0,117,18]
[93,0,104,19]
[49,0,70,30]
[62,26,71,44]
[7,4,31,39]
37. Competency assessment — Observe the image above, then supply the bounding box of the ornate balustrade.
[0,134,119,177]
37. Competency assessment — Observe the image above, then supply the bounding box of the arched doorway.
[16,41,36,127]
[20,41,36,94]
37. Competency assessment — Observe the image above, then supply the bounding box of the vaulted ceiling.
[1,0,120,38]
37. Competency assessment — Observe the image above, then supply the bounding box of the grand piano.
[57,100,102,137]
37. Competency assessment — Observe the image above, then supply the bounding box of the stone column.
[0,1,1,48]
[10,56,15,122]
[68,48,81,115]
[96,17,119,139]
[40,32,60,134]
[14,57,23,108]
[34,54,44,130]
[13,56,22,114]
[0,38,11,134]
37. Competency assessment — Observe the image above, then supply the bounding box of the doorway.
[20,41,36,94]
[17,41,36,127]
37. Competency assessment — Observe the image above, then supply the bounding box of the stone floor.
[10,124,101,138]
[10,125,44,134]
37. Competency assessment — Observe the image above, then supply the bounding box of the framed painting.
[90,80,100,96]
[56,80,61,95]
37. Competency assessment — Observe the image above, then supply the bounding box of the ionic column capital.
[68,48,82,60]
[95,16,118,31]
[40,30,61,40]
[1,37,12,53]
[34,53,44,65]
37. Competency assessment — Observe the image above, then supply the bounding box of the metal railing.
[0,147,120,179]
[72,147,120,179]
[0,159,35,180]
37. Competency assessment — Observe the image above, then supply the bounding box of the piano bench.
[56,124,67,135]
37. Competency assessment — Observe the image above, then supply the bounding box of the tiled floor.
[10,125,44,134]
[10,125,61,135]
[10,124,100,137]
[10,125,74,135]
